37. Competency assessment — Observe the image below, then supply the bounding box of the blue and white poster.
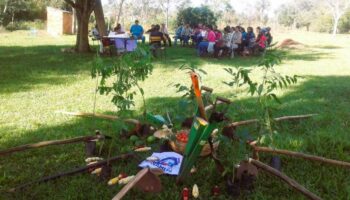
[139,152,183,175]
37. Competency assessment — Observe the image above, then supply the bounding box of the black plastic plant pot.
[270,156,282,171]
[240,172,256,192]
[226,177,240,198]
[85,141,97,157]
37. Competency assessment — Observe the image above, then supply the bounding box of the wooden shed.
[47,7,73,35]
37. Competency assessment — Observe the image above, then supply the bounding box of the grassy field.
[0,30,350,200]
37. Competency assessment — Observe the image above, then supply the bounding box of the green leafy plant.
[91,46,153,114]
[171,63,208,123]
[173,63,207,99]
[224,47,301,147]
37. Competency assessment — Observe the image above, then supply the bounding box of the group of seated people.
[174,23,273,57]
[92,20,273,58]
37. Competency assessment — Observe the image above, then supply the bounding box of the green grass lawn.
[0,30,350,200]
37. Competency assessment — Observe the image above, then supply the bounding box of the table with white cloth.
[105,33,137,53]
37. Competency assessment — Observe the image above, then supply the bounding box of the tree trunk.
[3,1,7,14]
[75,11,91,52]
[166,0,169,28]
[64,0,97,53]
[332,16,339,36]
[94,0,107,37]
[11,12,14,24]
[115,0,125,26]
[72,8,77,34]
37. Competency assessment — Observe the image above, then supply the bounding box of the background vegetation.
[1,0,350,34]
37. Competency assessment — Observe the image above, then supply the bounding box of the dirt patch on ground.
[277,39,306,49]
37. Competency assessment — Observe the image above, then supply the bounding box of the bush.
[339,11,350,33]
[176,6,217,27]
[5,20,45,31]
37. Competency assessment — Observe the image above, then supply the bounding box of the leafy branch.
[91,46,153,114]
[224,47,302,147]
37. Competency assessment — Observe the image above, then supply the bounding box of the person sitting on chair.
[197,25,215,56]
[174,24,184,46]
[213,25,222,41]
[181,24,192,46]
[114,23,125,34]
[230,26,242,58]
[265,27,273,46]
[253,28,267,55]
[246,27,256,54]
[92,25,100,39]
[149,24,166,57]
[214,26,233,58]
[130,20,145,43]
[161,23,172,47]
[146,24,156,34]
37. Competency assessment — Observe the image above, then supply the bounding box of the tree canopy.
[176,6,217,27]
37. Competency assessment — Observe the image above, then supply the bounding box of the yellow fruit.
[134,147,151,152]
[119,175,135,185]
[91,168,102,175]
[85,157,103,163]
[108,177,120,185]
[192,184,199,198]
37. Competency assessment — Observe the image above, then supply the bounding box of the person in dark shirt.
[149,24,165,56]
[265,27,273,46]
[255,26,262,43]
[150,24,165,46]
[247,27,256,48]
[146,24,156,34]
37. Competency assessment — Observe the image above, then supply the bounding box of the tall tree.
[64,0,106,52]
[115,0,125,25]
[277,0,316,31]
[325,0,350,35]
[255,0,270,25]
[158,0,170,27]
[176,6,217,27]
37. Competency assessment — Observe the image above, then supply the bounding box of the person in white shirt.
[214,26,233,58]
[230,26,242,57]
[161,23,172,46]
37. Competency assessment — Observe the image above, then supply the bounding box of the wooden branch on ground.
[251,146,350,169]
[249,158,322,200]
[7,153,135,193]
[0,134,108,157]
[228,114,318,128]
[55,111,140,125]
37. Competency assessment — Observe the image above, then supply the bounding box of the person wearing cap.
[130,20,145,43]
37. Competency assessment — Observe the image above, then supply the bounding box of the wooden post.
[252,146,350,168]
[8,153,134,192]
[0,135,107,157]
[249,158,322,200]
[228,114,317,128]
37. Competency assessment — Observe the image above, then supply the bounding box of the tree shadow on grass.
[155,46,334,69]
[283,50,333,61]
[312,45,342,49]
[0,44,334,95]
[0,76,350,199]
[0,45,96,94]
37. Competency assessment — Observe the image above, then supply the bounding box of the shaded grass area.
[0,31,350,199]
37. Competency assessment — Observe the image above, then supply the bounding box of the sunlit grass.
[0,30,349,199]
